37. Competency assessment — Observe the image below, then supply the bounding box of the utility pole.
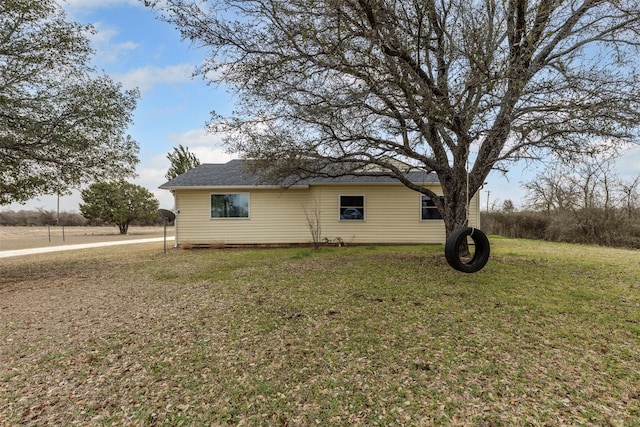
[485,190,490,211]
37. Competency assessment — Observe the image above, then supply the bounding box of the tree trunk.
[439,170,477,258]
[118,222,129,235]
[439,172,473,236]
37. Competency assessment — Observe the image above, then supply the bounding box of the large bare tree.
[147,0,640,236]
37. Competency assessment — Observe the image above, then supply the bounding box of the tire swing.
[443,169,490,273]
[445,226,490,273]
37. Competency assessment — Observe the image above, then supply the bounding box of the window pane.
[421,195,443,220]
[340,195,364,220]
[340,207,364,220]
[211,193,249,218]
[340,195,363,207]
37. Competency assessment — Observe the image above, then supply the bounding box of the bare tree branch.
[147,0,640,234]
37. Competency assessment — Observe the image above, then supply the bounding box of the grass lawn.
[1,238,639,426]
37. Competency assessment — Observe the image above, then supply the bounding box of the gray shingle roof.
[159,159,438,189]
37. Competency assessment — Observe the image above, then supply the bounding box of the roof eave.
[160,180,437,190]
[159,184,311,191]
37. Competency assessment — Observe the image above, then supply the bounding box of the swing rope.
[443,152,490,273]
[465,157,471,228]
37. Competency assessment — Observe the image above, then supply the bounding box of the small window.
[340,195,364,220]
[421,195,444,220]
[211,193,249,218]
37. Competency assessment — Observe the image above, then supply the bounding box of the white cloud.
[166,128,239,164]
[3,192,83,214]
[87,22,140,65]
[86,36,199,99]
[136,128,239,209]
[55,2,142,67]
[114,64,196,92]
[616,145,640,180]
[133,156,175,208]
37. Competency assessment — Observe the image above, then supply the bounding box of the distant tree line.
[0,209,163,227]
[482,156,640,248]
[0,209,85,227]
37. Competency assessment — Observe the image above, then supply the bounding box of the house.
[159,159,480,247]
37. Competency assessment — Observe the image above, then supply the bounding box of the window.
[340,195,364,220]
[421,195,444,220]
[211,193,249,218]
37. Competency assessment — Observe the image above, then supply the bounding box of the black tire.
[445,227,490,273]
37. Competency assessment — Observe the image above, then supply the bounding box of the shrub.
[483,208,640,249]
[0,210,86,226]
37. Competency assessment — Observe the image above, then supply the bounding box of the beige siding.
[173,184,480,246]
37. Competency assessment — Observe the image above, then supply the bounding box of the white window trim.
[420,194,444,221]
[339,194,366,221]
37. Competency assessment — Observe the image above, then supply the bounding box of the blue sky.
[4,0,639,213]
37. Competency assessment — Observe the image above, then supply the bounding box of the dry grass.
[1,238,639,426]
